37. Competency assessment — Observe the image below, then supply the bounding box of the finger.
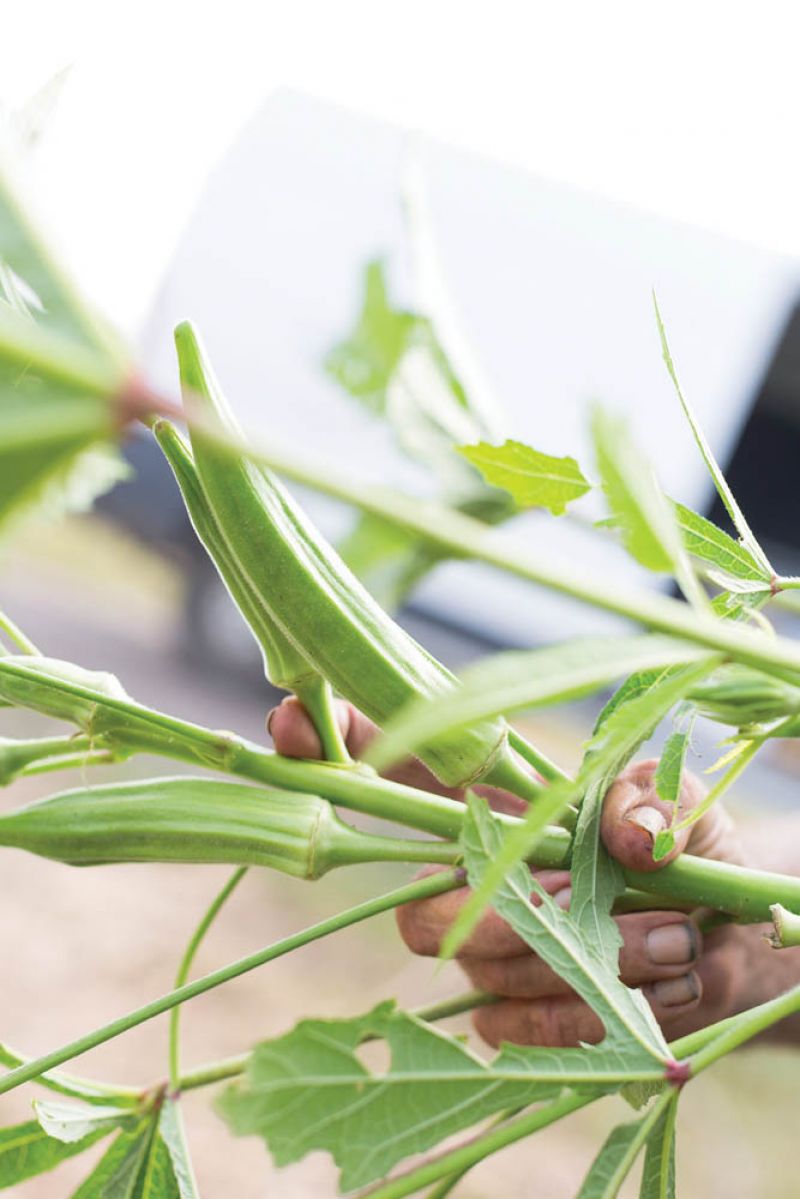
[396,869,571,959]
[460,911,700,998]
[601,758,739,873]
[643,969,703,1032]
[474,996,605,1049]
[473,968,704,1049]
[266,698,531,810]
[267,696,376,760]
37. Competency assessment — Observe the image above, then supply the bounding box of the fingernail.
[646,923,697,966]
[266,708,276,737]
[553,887,572,910]
[651,972,700,1008]
[625,805,667,842]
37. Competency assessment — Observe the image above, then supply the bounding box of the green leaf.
[217,999,660,1191]
[652,831,676,863]
[0,166,128,533]
[71,1109,187,1199]
[34,1100,130,1144]
[0,1119,110,1189]
[0,167,119,354]
[653,294,772,577]
[459,796,668,1061]
[654,731,689,807]
[444,659,719,959]
[456,439,590,514]
[639,1098,678,1199]
[71,1120,155,1198]
[325,259,417,415]
[576,1113,650,1199]
[592,409,703,613]
[367,635,704,773]
[570,780,625,965]
[673,503,765,583]
[157,1101,199,1199]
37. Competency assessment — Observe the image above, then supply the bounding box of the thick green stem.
[168,867,248,1091]
[625,854,800,924]
[3,662,800,918]
[687,982,800,1074]
[235,439,800,686]
[770,904,800,948]
[360,1090,593,1199]
[0,869,463,1099]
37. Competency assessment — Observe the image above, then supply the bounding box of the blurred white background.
[5,0,800,335]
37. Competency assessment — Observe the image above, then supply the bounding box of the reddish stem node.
[664,1057,691,1087]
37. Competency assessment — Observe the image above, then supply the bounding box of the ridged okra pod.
[177,321,538,798]
[0,777,459,876]
[154,420,349,762]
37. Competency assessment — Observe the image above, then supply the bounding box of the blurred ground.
[0,516,798,1198]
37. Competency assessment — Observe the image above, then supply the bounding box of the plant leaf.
[443,659,719,959]
[0,166,120,356]
[569,780,625,965]
[217,999,660,1191]
[71,1111,185,1199]
[33,1100,130,1144]
[673,503,765,583]
[458,795,668,1061]
[639,1097,678,1199]
[457,439,590,514]
[592,408,704,611]
[0,1119,110,1189]
[653,294,772,577]
[157,1101,199,1199]
[576,1113,650,1199]
[654,731,689,807]
[367,635,704,773]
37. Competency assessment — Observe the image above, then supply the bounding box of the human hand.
[268,697,795,1047]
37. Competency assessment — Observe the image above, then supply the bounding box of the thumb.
[600,758,745,873]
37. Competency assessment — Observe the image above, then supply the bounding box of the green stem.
[687,982,800,1075]
[423,1108,525,1199]
[624,854,800,924]
[293,676,351,765]
[168,867,248,1092]
[0,609,40,655]
[359,1090,593,1199]
[0,734,95,783]
[0,869,463,1099]
[507,728,568,785]
[235,438,800,686]
[178,989,497,1094]
[770,904,800,948]
[3,660,800,918]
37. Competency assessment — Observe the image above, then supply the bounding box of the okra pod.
[689,665,800,727]
[0,777,460,877]
[178,322,538,798]
[154,420,349,761]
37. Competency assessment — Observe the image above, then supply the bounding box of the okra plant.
[2,156,800,1198]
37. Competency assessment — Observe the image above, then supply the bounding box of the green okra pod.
[154,419,349,762]
[688,664,800,728]
[178,321,538,799]
[0,777,460,877]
